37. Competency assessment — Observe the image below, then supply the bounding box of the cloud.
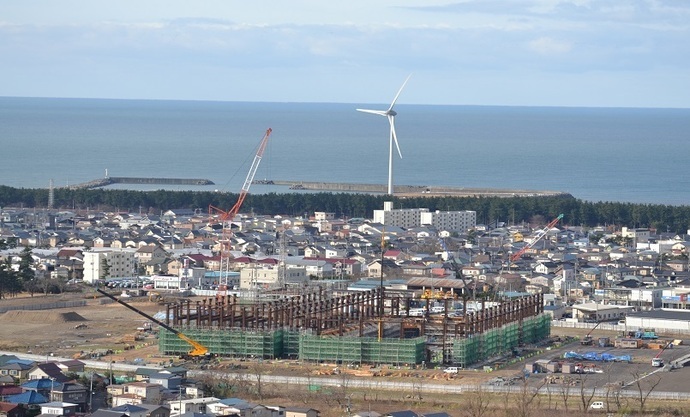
[528,36,572,54]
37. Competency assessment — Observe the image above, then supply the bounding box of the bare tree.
[249,361,265,400]
[630,371,662,413]
[557,377,572,412]
[462,385,491,417]
[511,376,543,417]
[411,378,423,401]
[577,373,596,412]
[603,362,622,414]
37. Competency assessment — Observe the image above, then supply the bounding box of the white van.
[589,401,604,410]
[443,367,459,374]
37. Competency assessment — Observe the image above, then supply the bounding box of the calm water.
[1,97,689,205]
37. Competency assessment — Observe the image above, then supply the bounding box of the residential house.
[0,362,33,383]
[534,261,559,275]
[148,372,182,391]
[367,259,400,278]
[135,245,168,267]
[56,360,85,375]
[110,403,171,417]
[0,402,27,417]
[0,386,22,401]
[40,402,78,417]
[50,382,88,412]
[110,382,162,406]
[27,363,69,383]
[166,397,220,416]
[284,408,319,417]
[20,378,58,399]
[5,391,48,406]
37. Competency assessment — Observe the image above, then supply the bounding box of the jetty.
[255,180,568,198]
[68,177,214,190]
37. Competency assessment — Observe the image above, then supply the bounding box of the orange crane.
[510,214,563,262]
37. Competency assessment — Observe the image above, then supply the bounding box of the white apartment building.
[239,265,307,290]
[373,201,476,231]
[83,248,136,283]
[420,210,476,232]
[373,201,428,229]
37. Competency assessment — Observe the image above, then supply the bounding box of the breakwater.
[69,177,214,190]
[256,180,567,198]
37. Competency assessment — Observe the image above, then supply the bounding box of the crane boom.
[511,214,564,262]
[209,128,272,222]
[96,289,209,357]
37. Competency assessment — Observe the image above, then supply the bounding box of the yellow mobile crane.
[96,289,208,357]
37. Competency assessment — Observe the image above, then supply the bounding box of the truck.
[651,341,673,367]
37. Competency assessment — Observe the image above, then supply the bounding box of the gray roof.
[628,309,690,321]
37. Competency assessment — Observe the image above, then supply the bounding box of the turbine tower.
[357,74,412,195]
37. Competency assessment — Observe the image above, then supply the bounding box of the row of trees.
[1,185,690,233]
[0,246,36,299]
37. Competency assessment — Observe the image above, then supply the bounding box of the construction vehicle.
[511,214,564,262]
[148,292,162,303]
[581,321,602,345]
[651,341,673,367]
[208,128,272,288]
[96,288,209,358]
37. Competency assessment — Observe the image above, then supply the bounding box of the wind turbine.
[357,74,412,195]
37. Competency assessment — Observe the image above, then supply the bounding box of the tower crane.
[510,214,563,262]
[208,128,272,287]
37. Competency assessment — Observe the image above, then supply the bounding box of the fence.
[551,320,690,335]
[0,300,87,313]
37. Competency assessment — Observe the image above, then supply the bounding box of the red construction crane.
[208,128,272,287]
[209,128,272,223]
[510,213,564,262]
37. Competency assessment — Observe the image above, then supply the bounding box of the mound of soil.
[1,310,87,323]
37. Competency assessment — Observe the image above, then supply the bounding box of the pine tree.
[18,246,36,296]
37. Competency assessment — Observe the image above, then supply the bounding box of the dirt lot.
[0,291,164,362]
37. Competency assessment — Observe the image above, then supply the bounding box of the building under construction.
[157,288,549,366]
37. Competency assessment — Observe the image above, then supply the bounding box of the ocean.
[1,96,689,206]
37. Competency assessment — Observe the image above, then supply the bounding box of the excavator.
[96,288,209,358]
[580,321,602,346]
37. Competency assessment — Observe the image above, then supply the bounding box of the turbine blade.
[356,108,387,116]
[387,73,412,112]
[389,115,402,158]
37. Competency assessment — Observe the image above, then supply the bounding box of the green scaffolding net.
[299,335,426,365]
[452,313,551,367]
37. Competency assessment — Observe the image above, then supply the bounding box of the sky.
[1,0,689,107]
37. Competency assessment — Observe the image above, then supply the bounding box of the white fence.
[550,320,690,335]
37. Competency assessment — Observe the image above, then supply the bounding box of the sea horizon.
[2,96,690,206]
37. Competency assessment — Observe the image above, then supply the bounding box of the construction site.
[154,287,550,367]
